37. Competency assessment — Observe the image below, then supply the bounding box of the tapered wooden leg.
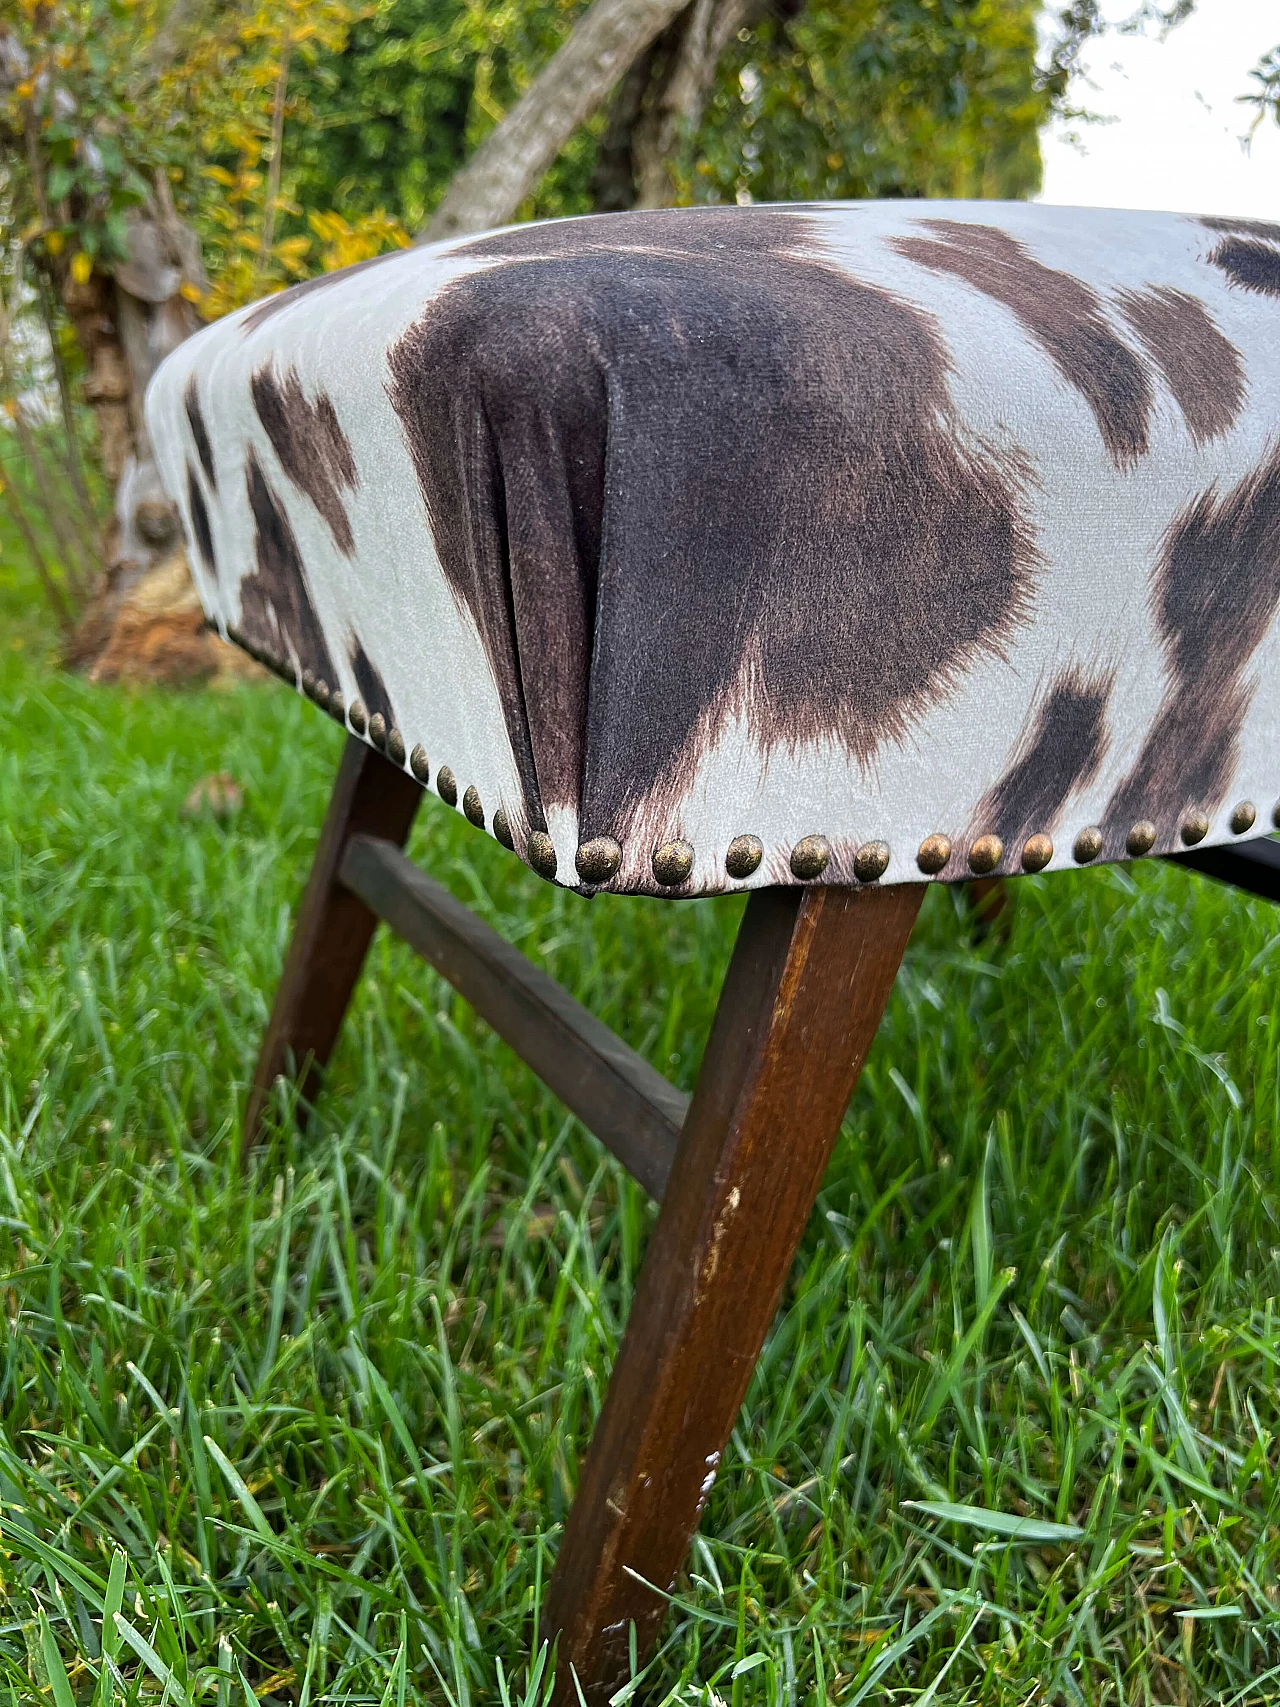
[544,880,923,1703]
[243,736,422,1143]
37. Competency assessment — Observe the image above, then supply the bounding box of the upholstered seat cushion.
[147,201,1280,895]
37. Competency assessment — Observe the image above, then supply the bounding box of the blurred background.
[1041,0,1279,214]
[1,0,1277,668]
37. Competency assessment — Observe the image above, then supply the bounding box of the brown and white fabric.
[147,201,1280,895]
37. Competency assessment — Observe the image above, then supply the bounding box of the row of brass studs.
[421,791,1263,886]
[910,800,1265,878]
[253,643,1274,886]
[235,645,898,890]
[916,831,1018,875]
[1069,800,1260,865]
[567,832,890,887]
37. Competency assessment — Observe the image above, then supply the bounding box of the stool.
[147,201,1280,1703]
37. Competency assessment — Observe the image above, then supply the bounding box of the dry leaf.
[182,772,243,819]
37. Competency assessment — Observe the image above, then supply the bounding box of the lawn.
[2,546,1280,1705]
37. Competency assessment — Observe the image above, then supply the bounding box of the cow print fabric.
[147,201,1280,895]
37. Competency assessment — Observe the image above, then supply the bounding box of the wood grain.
[543,879,923,1703]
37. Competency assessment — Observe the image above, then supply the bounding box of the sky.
[1038,0,1280,219]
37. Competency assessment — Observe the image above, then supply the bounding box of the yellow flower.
[70,251,93,285]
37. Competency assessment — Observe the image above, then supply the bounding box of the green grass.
[3,559,1280,1704]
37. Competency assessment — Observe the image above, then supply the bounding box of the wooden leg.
[243,736,422,1143]
[543,880,923,1703]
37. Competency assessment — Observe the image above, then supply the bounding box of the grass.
[3,552,1280,1705]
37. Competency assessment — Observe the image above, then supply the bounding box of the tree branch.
[418,0,694,244]
[35,268,101,549]
[590,42,659,210]
[259,36,293,269]
[632,0,757,206]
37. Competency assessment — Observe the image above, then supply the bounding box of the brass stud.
[653,839,695,887]
[576,836,623,884]
[329,690,345,723]
[409,744,430,785]
[725,834,763,880]
[348,697,367,736]
[1230,800,1257,835]
[790,835,830,881]
[1127,820,1156,857]
[463,785,485,827]
[1180,810,1209,846]
[368,712,387,751]
[313,679,330,711]
[1073,826,1102,864]
[301,669,316,698]
[967,834,1003,875]
[854,840,890,883]
[437,765,457,807]
[493,808,514,849]
[916,833,951,875]
[387,728,406,768]
[1021,833,1053,873]
[527,831,558,879]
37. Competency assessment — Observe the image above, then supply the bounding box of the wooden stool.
[147,200,1280,1701]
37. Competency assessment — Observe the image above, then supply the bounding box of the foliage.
[1,0,1075,348]
[691,0,1048,207]
[190,0,418,316]
[0,264,104,633]
[1035,0,1196,120]
[4,538,1280,1700]
[0,0,413,320]
[287,0,599,231]
[1,0,163,272]
[1245,43,1280,138]
[287,0,1053,228]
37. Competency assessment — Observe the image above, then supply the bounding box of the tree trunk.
[419,0,695,243]
[64,195,249,682]
[594,0,785,211]
[62,270,133,491]
[632,0,749,206]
